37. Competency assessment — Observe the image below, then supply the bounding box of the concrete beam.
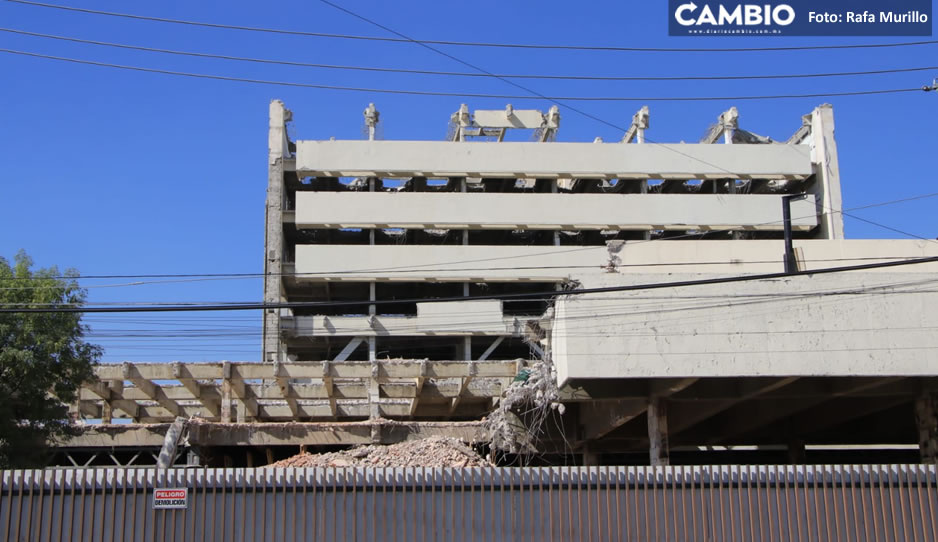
[79,361,517,423]
[58,420,485,448]
[95,360,519,381]
[288,308,520,337]
[473,107,547,129]
[689,377,903,445]
[81,379,506,404]
[756,395,915,441]
[273,361,299,418]
[409,360,428,417]
[332,336,365,362]
[668,377,938,402]
[294,192,818,231]
[295,140,812,180]
[449,362,478,415]
[122,362,179,418]
[579,399,648,443]
[224,361,258,420]
[620,377,800,453]
[573,379,696,453]
[173,361,219,417]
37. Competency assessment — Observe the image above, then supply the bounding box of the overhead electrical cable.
[0,256,931,291]
[313,0,935,195]
[840,212,935,241]
[2,48,920,102]
[3,28,937,82]
[7,0,938,53]
[2,255,937,313]
[7,0,934,209]
[3,4,933,192]
[3,192,935,285]
[3,2,933,338]
[80,281,936,354]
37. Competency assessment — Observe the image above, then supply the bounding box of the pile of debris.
[267,436,490,468]
[483,359,561,454]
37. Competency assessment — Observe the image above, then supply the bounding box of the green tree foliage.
[0,251,100,467]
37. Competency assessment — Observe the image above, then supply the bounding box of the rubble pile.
[267,436,490,468]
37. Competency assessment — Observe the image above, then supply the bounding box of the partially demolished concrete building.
[64,100,938,467]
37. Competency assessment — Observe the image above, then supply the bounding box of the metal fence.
[2,464,936,541]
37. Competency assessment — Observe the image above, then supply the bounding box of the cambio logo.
[674,2,796,26]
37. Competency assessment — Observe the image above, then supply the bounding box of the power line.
[8,0,938,54]
[0,256,929,290]
[75,280,934,356]
[77,281,934,353]
[60,288,938,353]
[3,12,932,210]
[75,285,938,338]
[2,255,936,313]
[4,5,934,319]
[7,192,938,284]
[5,27,937,82]
[313,0,933,193]
[4,192,935,284]
[3,48,920,102]
[842,211,935,241]
[335,0,938,239]
[7,1,933,201]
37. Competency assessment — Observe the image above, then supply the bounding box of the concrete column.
[461,178,472,360]
[581,447,600,466]
[916,394,938,463]
[368,176,379,419]
[551,180,561,246]
[263,100,291,363]
[640,180,651,240]
[807,104,845,239]
[156,417,187,469]
[648,397,670,466]
[221,379,232,423]
[787,439,806,464]
[100,401,112,425]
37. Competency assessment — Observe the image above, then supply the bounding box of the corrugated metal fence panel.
[2,465,937,541]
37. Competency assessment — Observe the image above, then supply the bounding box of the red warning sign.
[153,488,188,509]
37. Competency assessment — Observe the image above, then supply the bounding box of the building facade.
[65,100,938,466]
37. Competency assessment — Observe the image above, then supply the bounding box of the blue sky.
[1,1,936,362]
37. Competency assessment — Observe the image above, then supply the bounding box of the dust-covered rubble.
[266,436,491,468]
